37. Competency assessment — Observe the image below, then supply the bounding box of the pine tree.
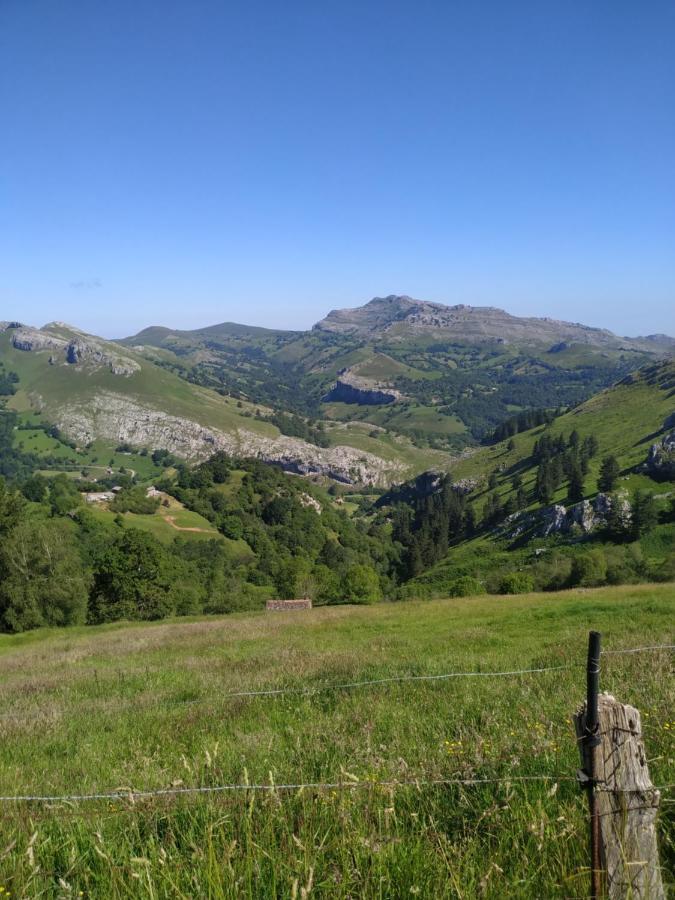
[630,490,657,538]
[567,464,585,504]
[598,455,620,492]
[536,462,554,504]
[482,493,503,527]
[464,504,476,535]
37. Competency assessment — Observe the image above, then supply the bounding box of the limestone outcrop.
[11,327,140,377]
[504,492,632,539]
[56,391,403,486]
[644,428,675,481]
[322,377,400,405]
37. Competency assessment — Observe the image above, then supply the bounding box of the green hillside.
[0,584,672,897]
[392,359,675,595]
[0,326,439,486]
[449,359,675,506]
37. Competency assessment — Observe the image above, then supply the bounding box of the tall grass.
[0,584,672,897]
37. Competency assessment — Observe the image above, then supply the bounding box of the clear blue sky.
[1,1,674,338]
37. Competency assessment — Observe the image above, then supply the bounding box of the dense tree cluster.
[491,408,559,444]
[165,454,394,606]
[390,475,473,579]
[257,411,330,448]
[0,364,19,396]
[532,430,598,505]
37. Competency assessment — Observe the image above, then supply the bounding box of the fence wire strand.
[0,777,672,807]
[0,642,671,805]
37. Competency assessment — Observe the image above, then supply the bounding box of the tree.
[598,455,620,493]
[630,490,657,538]
[482,493,503,527]
[341,564,381,604]
[21,474,47,503]
[488,472,499,490]
[0,520,90,632]
[89,529,172,622]
[463,504,476,536]
[570,550,607,587]
[49,474,82,517]
[499,572,534,594]
[567,465,585,504]
[273,555,312,600]
[0,477,23,536]
[536,462,554,504]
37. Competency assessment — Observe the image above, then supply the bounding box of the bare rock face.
[299,492,322,514]
[11,327,140,377]
[12,328,69,353]
[645,429,675,480]
[322,376,400,405]
[56,391,403,486]
[545,504,569,535]
[507,492,631,539]
[0,321,22,333]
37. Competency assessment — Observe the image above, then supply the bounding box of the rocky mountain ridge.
[314,295,675,350]
[6,321,140,376]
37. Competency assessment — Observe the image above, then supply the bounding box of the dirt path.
[162,514,218,534]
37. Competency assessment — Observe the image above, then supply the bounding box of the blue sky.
[1,1,674,338]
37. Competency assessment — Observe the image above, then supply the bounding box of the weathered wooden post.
[574,633,664,899]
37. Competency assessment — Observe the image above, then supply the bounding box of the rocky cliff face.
[645,428,675,481]
[322,376,400,405]
[504,492,632,539]
[55,390,404,486]
[10,326,140,377]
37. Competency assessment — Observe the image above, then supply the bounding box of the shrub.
[341,564,382,604]
[498,572,534,594]
[110,486,160,515]
[569,549,607,587]
[447,576,483,597]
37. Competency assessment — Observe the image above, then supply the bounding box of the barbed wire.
[0,774,580,804]
[602,644,675,655]
[0,775,672,806]
[0,642,671,722]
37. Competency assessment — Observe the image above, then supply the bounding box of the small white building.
[85,491,115,504]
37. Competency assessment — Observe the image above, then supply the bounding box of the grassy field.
[0,584,672,898]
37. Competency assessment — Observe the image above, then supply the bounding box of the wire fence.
[0,642,671,806]
[0,776,672,807]
[0,642,672,721]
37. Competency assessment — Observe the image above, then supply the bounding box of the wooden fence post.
[574,690,665,899]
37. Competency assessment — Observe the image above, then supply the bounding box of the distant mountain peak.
[313,295,673,351]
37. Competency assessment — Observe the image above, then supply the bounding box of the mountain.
[1,297,672,489]
[0,321,440,485]
[121,295,672,452]
[313,295,675,351]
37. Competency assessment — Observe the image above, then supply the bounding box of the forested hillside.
[0,349,672,633]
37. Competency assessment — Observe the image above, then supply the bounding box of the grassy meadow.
[0,584,673,898]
